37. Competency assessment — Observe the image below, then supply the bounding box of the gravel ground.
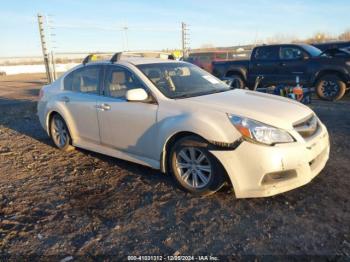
[0,74,349,259]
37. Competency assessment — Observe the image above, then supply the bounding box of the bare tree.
[266,33,299,44]
[306,32,334,43]
[339,30,350,41]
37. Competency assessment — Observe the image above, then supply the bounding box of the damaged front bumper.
[210,123,330,198]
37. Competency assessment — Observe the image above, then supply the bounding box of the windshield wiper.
[204,88,232,94]
[174,93,201,99]
[174,89,231,99]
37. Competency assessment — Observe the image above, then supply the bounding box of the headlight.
[228,114,295,145]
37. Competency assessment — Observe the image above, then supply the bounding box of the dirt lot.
[0,74,349,259]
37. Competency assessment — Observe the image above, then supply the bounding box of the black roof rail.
[110,52,122,63]
[82,54,97,65]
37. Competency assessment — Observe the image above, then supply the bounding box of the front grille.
[294,114,319,138]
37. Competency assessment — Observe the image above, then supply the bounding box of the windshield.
[302,45,323,57]
[137,62,230,99]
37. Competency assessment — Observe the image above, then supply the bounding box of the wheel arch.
[160,131,236,190]
[157,112,241,172]
[161,131,202,173]
[313,69,348,85]
[225,69,246,81]
[46,110,74,142]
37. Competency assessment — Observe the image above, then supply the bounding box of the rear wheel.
[50,114,74,151]
[169,136,226,196]
[316,74,346,101]
[228,74,245,89]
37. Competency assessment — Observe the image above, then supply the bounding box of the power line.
[53,23,180,32]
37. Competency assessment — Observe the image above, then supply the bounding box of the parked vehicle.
[184,51,239,73]
[313,41,350,51]
[212,44,350,100]
[38,53,330,198]
[321,48,350,58]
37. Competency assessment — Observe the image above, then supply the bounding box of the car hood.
[178,89,313,130]
[320,48,350,57]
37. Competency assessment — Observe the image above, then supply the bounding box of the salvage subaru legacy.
[37,53,330,198]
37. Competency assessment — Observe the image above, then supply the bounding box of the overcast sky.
[1,0,350,57]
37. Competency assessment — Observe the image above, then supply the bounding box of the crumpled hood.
[178,89,313,130]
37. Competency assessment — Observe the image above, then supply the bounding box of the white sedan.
[37,54,330,198]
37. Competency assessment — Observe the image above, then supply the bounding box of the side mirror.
[126,88,148,102]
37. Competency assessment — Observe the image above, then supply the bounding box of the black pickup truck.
[212,44,350,100]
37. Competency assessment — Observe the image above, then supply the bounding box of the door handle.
[61,96,70,103]
[280,62,286,66]
[96,103,111,111]
[101,103,111,111]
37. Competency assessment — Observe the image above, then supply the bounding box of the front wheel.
[315,74,346,101]
[169,136,226,196]
[228,74,245,89]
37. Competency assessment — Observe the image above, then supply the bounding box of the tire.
[49,114,74,151]
[169,136,226,196]
[315,74,346,101]
[228,74,245,89]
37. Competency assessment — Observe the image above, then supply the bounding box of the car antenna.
[110,52,123,63]
[82,54,95,65]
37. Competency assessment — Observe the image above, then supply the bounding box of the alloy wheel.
[51,116,69,148]
[176,147,212,189]
[320,80,339,98]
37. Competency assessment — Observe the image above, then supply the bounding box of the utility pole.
[37,14,52,83]
[51,51,57,81]
[181,22,190,58]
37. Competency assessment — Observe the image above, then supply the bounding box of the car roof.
[256,43,313,48]
[85,57,184,66]
[122,57,182,65]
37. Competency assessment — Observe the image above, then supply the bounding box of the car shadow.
[23,88,40,97]
[0,98,52,143]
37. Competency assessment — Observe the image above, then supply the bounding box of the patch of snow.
[0,63,79,75]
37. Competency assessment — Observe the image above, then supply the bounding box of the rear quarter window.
[64,72,73,91]
[63,66,101,94]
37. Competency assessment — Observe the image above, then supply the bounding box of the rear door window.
[254,47,279,61]
[280,47,304,60]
